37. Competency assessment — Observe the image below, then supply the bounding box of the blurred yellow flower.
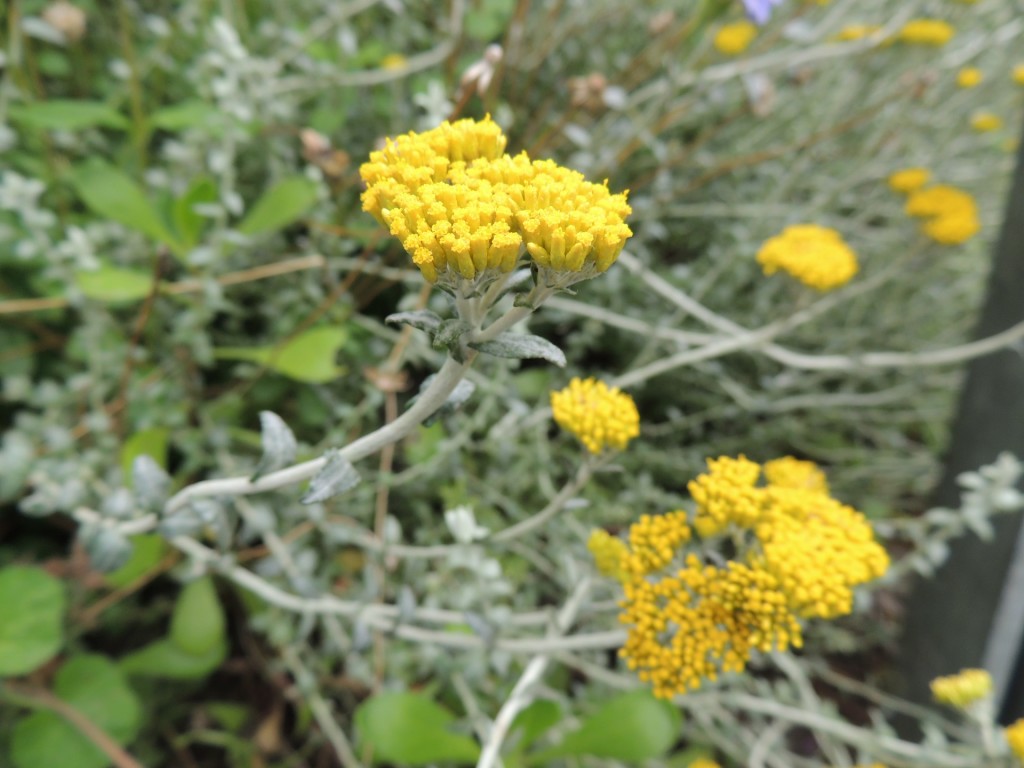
[379,53,408,71]
[1006,719,1024,764]
[714,21,757,55]
[931,668,993,709]
[1014,64,1024,85]
[971,111,1003,132]
[956,67,982,88]
[551,377,640,454]
[834,24,881,42]
[897,19,955,45]
[888,167,931,194]
[905,184,980,245]
[756,224,858,291]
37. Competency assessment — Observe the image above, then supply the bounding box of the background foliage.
[2,0,1023,766]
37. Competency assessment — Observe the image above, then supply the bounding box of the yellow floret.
[714,21,757,55]
[550,377,640,454]
[897,19,955,46]
[755,224,858,291]
[888,168,930,194]
[688,455,764,537]
[931,668,993,709]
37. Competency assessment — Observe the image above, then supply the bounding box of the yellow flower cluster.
[897,19,955,46]
[360,117,632,284]
[621,554,803,698]
[887,167,930,194]
[755,225,859,291]
[904,184,980,245]
[587,529,629,581]
[689,759,722,768]
[957,67,983,88]
[930,668,993,709]
[1015,65,1024,86]
[551,377,640,454]
[1007,719,1024,764]
[714,21,757,55]
[616,456,888,698]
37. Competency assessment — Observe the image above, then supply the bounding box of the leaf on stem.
[252,411,298,481]
[469,333,566,367]
[301,450,361,504]
[386,310,444,334]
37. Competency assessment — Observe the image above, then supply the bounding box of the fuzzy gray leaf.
[132,455,170,512]
[252,411,297,481]
[432,319,473,361]
[301,450,361,504]
[79,524,134,573]
[423,379,476,426]
[386,310,443,333]
[469,333,566,367]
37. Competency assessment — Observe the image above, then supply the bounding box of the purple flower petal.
[742,0,783,25]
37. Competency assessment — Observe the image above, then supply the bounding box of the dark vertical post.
[898,120,1024,715]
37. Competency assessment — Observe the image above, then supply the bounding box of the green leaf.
[529,690,680,763]
[170,577,226,656]
[120,637,226,680]
[509,699,560,754]
[9,100,129,130]
[469,333,566,367]
[215,326,348,383]
[237,176,319,237]
[171,176,218,248]
[149,101,218,131]
[70,161,182,252]
[11,654,142,768]
[106,535,168,589]
[355,691,480,766]
[464,0,516,41]
[120,427,170,482]
[0,566,65,677]
[75,264,154,304]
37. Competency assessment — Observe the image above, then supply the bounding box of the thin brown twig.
[0,254,329,316]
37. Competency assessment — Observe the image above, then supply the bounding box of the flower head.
[971,111,1003,133]
[360,118,631,286]
[905,185,980,245]
[888,168,930,194]
[551,378,640,454]
[834,24,881,42]
[756,224,858,291]
[714,21,758,55]
[930,668,993,709]
[957,67,983,88]
[615,456,888,698]
[897,19,955,46]
[1014,65,1024,86]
